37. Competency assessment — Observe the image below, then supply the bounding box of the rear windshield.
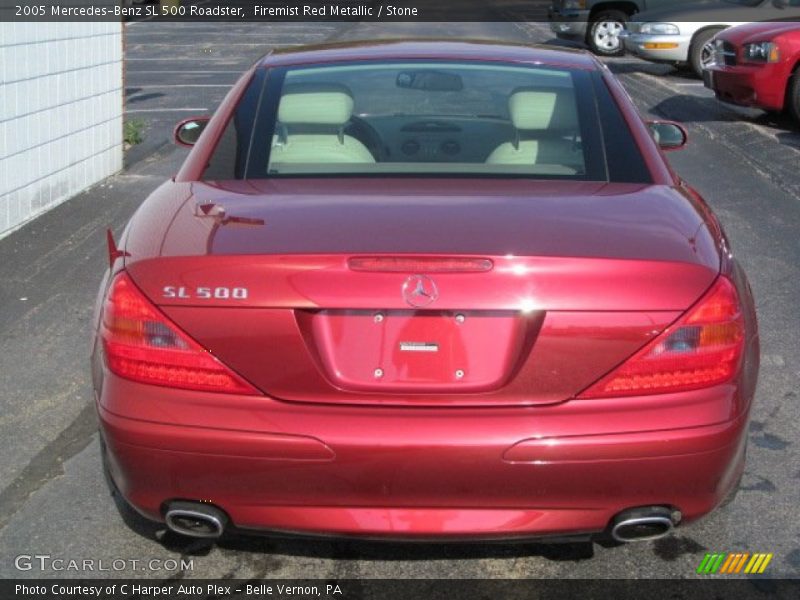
[204,60,652,183]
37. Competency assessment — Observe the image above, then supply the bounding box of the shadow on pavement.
[127,92,167,104]
[652,95,742,123]
[205,532,597,562]
[776,130,800,148]
[652,92,800,149]
[542,37,586,50]
[605,60,674,77]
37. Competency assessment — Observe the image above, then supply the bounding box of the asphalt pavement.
[122,21,343,165]
[0,19,799,582]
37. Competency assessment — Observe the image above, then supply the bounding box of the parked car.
[93,40,758,544]
[548,0,699,56]
[705,21,800,122]
[622,0,800,76]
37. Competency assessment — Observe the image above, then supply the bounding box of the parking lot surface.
[0,19,798,581]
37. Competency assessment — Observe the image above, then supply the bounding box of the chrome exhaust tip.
[164,501,227,539]
[610,506,678,543]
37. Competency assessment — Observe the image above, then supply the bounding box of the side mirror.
[173,117,210,147]
[773,0,787,9]
[648,120,688,151]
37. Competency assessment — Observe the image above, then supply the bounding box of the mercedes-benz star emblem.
[402,274,439,308]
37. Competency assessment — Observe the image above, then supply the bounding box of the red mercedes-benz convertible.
[92,40,759,544]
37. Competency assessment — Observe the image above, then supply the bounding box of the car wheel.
[690,28,722,78]
[787,70,800,124]
[587,11,628,57]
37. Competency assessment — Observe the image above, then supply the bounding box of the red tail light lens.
[100,273,258,395]
[348,256,493,273]
[578,277,745,398]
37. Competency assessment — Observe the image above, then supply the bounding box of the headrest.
[277,83,354,126]
[508,87,578,131]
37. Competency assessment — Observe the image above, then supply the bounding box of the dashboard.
[351,115,519,163]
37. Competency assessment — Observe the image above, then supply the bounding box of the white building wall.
[0,21,123,238]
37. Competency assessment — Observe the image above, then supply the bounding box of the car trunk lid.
[123,178,720,406]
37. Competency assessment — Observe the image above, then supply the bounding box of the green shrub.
[124,119,146,146]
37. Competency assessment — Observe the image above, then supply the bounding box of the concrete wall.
[0,22,123,239]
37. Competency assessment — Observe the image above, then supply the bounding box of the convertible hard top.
[258,39,601,71]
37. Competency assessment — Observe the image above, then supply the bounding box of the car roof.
[257,39,600,71]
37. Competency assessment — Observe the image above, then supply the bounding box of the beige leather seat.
[270,85,375,165]
[487,87,582,170]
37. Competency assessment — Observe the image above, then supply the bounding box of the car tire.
[587,10,628,57]
[690,28,723,78]
[787,70,800,125]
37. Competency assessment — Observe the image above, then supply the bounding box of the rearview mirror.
[648,120,688,151]
[396,70,464,92]
[174,117,210,147]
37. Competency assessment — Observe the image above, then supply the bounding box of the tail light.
[578,276,745,398]
[100,273,259,395]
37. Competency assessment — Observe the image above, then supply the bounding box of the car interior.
[270,83,377,165]
[266,66,587,176]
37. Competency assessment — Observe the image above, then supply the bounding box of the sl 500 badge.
[163,286,248,300]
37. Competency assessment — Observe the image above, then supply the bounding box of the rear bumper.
[97,370,750,539]
[704,64,786,112]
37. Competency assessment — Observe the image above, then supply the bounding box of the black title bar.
[4,1,800,23]
[3,579,800,600]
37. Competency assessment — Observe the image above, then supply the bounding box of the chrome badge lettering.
[162,286,248,300]
[399,342,439,353]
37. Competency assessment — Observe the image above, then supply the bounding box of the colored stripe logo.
[696,552,773,574]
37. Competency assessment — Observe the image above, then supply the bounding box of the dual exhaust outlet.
[610,506,681,543]
[164,501,227,539]
[162,501,680,543]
